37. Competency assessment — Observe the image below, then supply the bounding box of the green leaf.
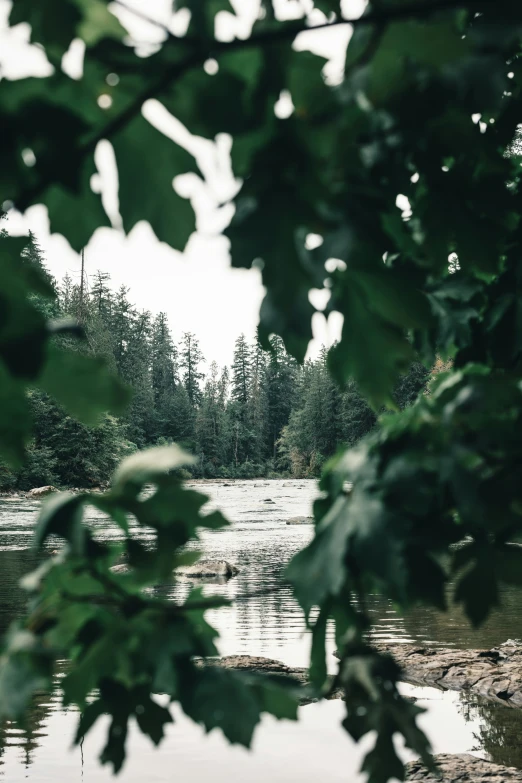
[180,667,261,747]
[75,0,126,45]
[361,733,405,783]
[112,445,195,492]
[253,678,299,721]
[113,115,198,250]
[100,713,129,773]
[44,155,111,253]
[9,0,81,57]
[38,345,130,425]
[34,492,86,550]
[288,51,335,123]
[328,281,415,408]
[75,698,106,744]
[454,549,499,627]
[287,495,350,615]
[309,603,329,687]
[135,697,173,745]
[63,634,118,707]
[345,267,432,330]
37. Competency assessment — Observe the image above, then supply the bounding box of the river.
[1,479,522,781]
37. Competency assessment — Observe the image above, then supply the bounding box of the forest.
[0,233,428,491]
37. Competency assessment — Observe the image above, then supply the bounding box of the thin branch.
[12,0,478,214]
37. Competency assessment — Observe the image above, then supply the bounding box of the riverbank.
[405,754,522,781]
[0,477,310,499]
[373,640,522,708]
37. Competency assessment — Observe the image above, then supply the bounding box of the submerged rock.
[27,486,57,498]
[367,640,522,708]
[176,559,240,579]
[286,516,313,525]
[405,753,522,781]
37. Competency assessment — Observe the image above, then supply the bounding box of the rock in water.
[176,559,240,578]
[405,753,522,781]
[363,640,522,708]
[286,516,313,525]
[28,486,57,498]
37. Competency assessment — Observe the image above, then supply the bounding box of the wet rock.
[405,753,522,781]
[286,516,313,525]
[206,655,309,683]
[27,486,57,498]
[368,640,522,708]
[175,559,240,579]
[199,655,343,704]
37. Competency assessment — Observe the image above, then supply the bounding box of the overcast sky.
[0,0,360,367]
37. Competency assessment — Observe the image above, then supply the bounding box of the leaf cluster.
[0,445,299,771]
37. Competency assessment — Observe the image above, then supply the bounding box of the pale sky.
[0,0,361,366]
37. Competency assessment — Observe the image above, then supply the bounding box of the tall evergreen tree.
[266,336,297,458]
[231,334,251,405]
[179,332,204,408]
[229,334,254,463]
[248,336,268,460]
[196,361,229,471]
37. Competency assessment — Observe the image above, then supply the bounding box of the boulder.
[176,559,240,579]
[405,753,522,781]
[27,486,57,498]
[286,516,313,525]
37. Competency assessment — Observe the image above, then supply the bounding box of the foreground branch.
[12,0,480,214]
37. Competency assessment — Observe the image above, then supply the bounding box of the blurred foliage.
[2,0,522,780]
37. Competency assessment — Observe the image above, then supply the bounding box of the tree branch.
[12,0,478,214]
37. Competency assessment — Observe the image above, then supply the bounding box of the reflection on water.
[1,480,522,779]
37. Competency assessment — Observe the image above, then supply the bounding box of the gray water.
[0,479,522,781]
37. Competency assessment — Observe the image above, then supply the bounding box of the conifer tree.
[179,332,204,408]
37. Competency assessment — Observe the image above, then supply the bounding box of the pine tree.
[231,334,251,405]
[248,336,268,460]
[151,313,178,440]
[196,361,229,472]
[266,336,297,458]
[179,332,204,408]
[229,334,254,463]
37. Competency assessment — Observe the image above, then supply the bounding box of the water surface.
[0,480,521,780]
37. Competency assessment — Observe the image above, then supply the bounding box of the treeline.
[0,236,428,490]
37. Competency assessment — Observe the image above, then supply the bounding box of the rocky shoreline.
[405,754,522,781]
[223,641,522,711]
[372,640,522,708]
[204,656,522,781]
